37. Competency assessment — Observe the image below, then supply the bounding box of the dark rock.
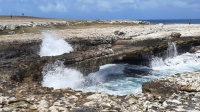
[170,32,181,38]
[139,21,150,25]
[114,31,125,36]
[189,46,200,53]
[142,80,181,97]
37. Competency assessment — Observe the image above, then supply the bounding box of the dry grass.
[0,16,141,35]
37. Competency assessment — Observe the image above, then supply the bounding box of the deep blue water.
[142,19,200,24]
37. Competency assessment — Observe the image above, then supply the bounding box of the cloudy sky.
[0,0,200,20]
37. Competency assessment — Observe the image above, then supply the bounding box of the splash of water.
[151,41,177,68]
[39,32,73,57]
[42,61,84,89]
[167,41,178,58]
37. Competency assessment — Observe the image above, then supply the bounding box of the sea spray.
[39,32,73,57]
[42,61,84,89]
[81,64,125,87]
[167,41,178,58]
[151,42,178,68]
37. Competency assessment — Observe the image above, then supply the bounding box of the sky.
[0,0,200,20]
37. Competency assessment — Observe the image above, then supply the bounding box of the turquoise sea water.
[42,50,200,95]
[77,51,200,95]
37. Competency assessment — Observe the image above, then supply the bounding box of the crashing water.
[167,41,178,57]
[41,41,200,95]
[151,41,178,68]
[42,61,84,89]
[39,32,73,57]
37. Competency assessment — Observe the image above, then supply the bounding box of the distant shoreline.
[1,15,200,25]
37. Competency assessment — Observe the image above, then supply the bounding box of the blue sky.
[0,0,200,20]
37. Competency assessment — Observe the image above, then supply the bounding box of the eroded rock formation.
[1,20,200,111]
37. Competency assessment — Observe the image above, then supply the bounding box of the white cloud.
[73,0,200,12]
[39,1,68,13]
[171,0,199,8]
[97,0,113,11]
[37,0,200,14]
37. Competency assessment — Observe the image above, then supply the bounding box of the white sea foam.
[42,61,84,89]
[39,32,73,57]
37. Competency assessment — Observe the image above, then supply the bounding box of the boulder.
[142,80,181,97]
[170,32,181,38]
[114,31,125,36]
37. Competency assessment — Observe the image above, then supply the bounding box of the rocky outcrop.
[1,35,200,84]
[143,71,200,96]
[1,22,200,111]
[114,30,126,36]
[170,32,181,38]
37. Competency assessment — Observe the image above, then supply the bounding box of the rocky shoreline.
[1,71,200,111]
[1,17,200,111]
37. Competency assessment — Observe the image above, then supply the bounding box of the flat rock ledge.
[143,71,200,96]
[1,71,200,111]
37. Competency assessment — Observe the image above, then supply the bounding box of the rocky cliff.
[1,20,200,111]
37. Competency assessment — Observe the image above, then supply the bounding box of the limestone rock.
[83,101,97,107]
[0,25,5,30]
[6,25,16,30]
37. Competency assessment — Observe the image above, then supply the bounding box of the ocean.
[143,19,200,24]
[40,35,200,95]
